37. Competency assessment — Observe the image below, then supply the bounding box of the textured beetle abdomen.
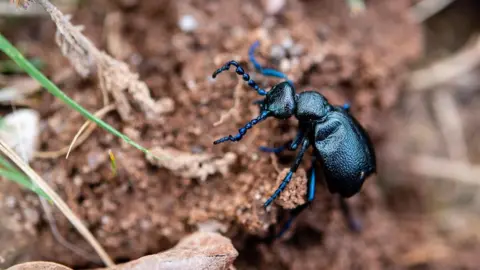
[314,110,376,197]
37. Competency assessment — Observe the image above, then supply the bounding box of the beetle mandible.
[211,41,376,235]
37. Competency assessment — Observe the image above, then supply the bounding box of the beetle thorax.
[295,91,332,122]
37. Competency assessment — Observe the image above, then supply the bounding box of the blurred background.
[1,0,480,269]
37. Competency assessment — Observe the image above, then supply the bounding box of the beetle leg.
[339,196,362,233]
[306,156,317,202]
[249,41,292,81]
[259,130,304,153]
[259,144,288,154]
[264,138,310,208]
[275,157,317,238]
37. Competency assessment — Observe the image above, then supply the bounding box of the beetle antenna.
[213,111,270,144]
[212,60,267,96]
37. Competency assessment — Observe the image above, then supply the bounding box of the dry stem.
[34,104,116,159]
[410,155,480,186]
[0,138,114,266]
[407,35,480,92]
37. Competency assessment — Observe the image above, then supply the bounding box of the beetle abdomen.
[313,110,376,197]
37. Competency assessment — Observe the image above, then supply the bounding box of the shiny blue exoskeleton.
[211,41,376,237]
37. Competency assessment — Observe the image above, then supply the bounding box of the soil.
[3,0,479,269]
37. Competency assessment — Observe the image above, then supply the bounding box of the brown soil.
[4,0,478,269]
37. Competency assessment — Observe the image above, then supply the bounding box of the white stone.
[0,109,40,163]
[178,14,198,33]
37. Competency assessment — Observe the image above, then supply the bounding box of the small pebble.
[178,14,198,33]
[281,37,294,50]
[290,44,304,57]
[140,219,152,230]
[0,109,40,163]
[23,208,39,224]
[270,44,286,60]
[280,59,291,72]
[5,196,17,208]
[263,0,286,15]
[73,176,83,187]
[101,215,111,225]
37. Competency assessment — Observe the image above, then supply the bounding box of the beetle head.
[261,81,297,119]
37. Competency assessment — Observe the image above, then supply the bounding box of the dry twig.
[34,104,116,159]
[407,35,480,92]
[432,90,468,161]
[65,104,116,159]
[410,155,480,186]
[0,138,114,266]
[410,0,457,23]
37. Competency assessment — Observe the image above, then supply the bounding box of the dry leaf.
[8,232,238,270]
[7,261,73,270]
[105,232,238,270]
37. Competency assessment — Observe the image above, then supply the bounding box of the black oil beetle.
[211,41,376,236]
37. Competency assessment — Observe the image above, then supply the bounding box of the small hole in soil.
[77,194,86,204]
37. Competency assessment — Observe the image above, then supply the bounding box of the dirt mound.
[3,0,432,269]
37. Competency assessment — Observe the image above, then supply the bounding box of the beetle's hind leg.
[339,196,362,233]
[274,156,317,238]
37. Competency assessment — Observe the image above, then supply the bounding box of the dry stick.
[410,0,457,23]
[410,155,480,186]
[407,35,480,92]
[34,104,116,159]
[66,104,115,159]
[0,138,114,266]
[432,89,469,162]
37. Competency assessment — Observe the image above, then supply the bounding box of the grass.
[0,34,151,155]
[347,0,366,14]
[0,155,50,200]
[0,33,161,197]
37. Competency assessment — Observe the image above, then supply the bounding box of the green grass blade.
[347,0,366,13]
[0,33,153,157]
[0,153,16,171]
[0,160,51,200]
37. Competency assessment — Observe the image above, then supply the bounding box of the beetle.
[211,41,376,236]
